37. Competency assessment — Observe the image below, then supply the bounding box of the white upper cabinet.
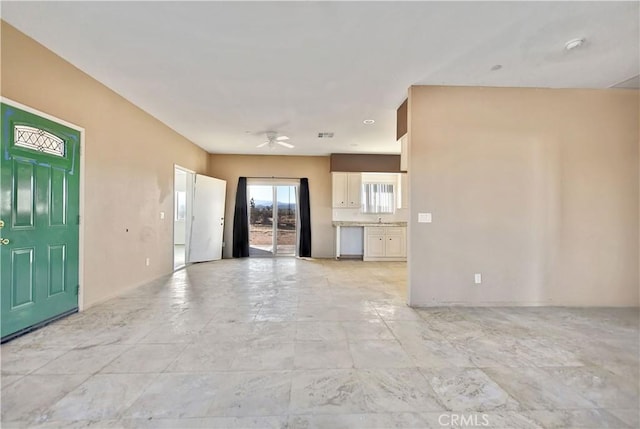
[332,172,361,208]
[346,173,361,207]
[332,172,347,207]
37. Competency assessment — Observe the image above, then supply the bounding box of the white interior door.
[188,174,226,263]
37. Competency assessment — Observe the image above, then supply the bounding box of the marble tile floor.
[1,258,638,428]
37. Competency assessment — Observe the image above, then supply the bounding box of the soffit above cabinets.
[330,154,401,173]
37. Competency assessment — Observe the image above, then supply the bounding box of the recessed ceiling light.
[490,64,502,71]
[363,119,375,125]
[565,38,585,51]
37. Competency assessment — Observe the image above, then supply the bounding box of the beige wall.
[208,154,334,259]
[1,22,210,308]
[408,85,639,306]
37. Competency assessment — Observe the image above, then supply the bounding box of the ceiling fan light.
[257,130,294,150]
[565,38,585,51]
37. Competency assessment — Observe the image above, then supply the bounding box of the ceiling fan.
[256,131,294,149]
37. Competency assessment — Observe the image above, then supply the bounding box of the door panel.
[249,185,275,255]
[13,161,35,228]
[48,244,66,296]
[188,174,226,263]
[1,103,80,339]
[11,248,35,307]
[275,186,297,256]
[49,168,67,226]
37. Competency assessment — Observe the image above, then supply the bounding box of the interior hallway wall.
[1,22,210,308]
[408,85,639,306]
[208,154,333,259]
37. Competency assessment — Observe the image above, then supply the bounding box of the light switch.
[474,273,482,284]
[418,212,432,223]
[160,212,165,220]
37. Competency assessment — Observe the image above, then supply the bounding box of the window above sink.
[362,183,395,214]
[361,172,399,214]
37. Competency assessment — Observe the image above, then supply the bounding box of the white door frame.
[173,164,195,271]
[1,97,87,311]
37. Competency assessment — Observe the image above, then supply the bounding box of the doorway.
[173,167,194,270]
[248,183,298,257]
[174,168,226,269]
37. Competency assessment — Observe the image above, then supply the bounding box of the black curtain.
[232,177,250,258]
[299,178,312,257]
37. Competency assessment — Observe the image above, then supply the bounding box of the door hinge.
[75,285,79,295]
[77,215,81,225]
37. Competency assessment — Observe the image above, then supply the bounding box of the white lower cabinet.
[365,231,386,258]
[364,226,406,261]
[384,228,406,257]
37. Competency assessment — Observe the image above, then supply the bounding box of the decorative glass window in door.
[14,125,65,156]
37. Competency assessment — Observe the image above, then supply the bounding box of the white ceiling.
[3,1,639,156]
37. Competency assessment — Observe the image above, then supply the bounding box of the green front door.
[1,103,80,340]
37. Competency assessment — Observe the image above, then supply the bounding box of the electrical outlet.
[474,273,482,284]
[145,258,150,267]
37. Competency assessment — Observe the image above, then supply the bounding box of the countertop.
[332,221,407,227]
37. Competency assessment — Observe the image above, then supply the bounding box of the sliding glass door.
[248,184,297,256]
[276,186,296,255]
